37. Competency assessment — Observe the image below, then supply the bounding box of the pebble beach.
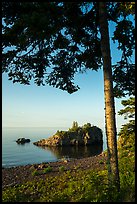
[2,153,107,189]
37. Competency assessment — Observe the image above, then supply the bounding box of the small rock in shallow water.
[16,138,30,144]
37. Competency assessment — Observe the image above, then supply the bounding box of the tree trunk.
[98,2,120,191]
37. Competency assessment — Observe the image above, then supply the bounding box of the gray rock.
[16,138,30,144]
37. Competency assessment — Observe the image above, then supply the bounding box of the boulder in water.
[16,138,30,144]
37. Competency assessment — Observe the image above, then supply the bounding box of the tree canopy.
[2,2,135,96]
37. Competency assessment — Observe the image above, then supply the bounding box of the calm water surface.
[2,127,107,168]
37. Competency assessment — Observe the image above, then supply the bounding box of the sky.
[2,17,134,131]
[2,68,127,131]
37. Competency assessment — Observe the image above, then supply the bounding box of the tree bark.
[98,2,120,191]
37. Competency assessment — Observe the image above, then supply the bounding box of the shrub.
[31,169,40,176]
[99,160,104,164]
[59,166,65,172]
[43,166,53,174]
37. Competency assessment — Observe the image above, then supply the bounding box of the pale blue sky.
[2,19,134,131]
[2,68,127,130]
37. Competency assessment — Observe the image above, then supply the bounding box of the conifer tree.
[2,2,135,192]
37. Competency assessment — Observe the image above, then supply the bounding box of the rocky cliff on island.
[33,122,103,147]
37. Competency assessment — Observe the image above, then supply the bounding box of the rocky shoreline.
[2,153,107,189]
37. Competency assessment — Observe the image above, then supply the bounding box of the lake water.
[2,127,107,168]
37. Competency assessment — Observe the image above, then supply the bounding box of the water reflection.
[36,143,103,160]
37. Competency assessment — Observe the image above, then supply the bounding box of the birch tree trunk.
[98,2,120,191]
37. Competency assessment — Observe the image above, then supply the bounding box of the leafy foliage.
[110,2,135,97]
[2,153,135,202]
[112,63,135,97]
[2,2,135,95]
[56,122,102,141]
[31,166,53,176]
[82,122,91,131]
[2,3,135,201]
[68,121,79,131]
[118,97,135,119]
[59,166,65,172]
[117,97,135,156]
[43,166,53,174]
[2,101,135,202]
[117,96,135,201]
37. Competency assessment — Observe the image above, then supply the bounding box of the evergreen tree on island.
[2,2,135,193]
